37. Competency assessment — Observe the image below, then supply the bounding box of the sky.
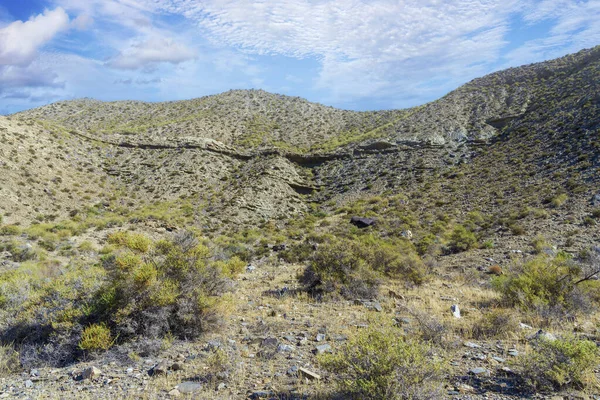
[0,0,598,114]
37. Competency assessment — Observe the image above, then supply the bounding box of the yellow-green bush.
[213,256,246,278]
[492,253,593,315]
[319,324,445,399]
[550,193,568,208]
[0,345,20,376]
[79,323,113,351]
[95,231,230,340]
[0,225,21,236]
[517,335,598,390]
[107,231,151,253]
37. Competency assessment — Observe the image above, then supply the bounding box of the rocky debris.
[359,140,395,151]
[286,365,299,376]
[519,322,533,330]
[591,192,600,206]
[349,216,376,228]
[401,230,413,239]
[79,366,102,380]
[354,299,382,312]
[24,380,33,389]
[206,340,223,351]
[148,360,170,376]
[168,388,181,397]
[176,381,202,394]
[316,333,326,342]
[298,367,320,380]
[508,349,519,357]
[269,243,287,252]
[469,367,490,377]
[246,264,256,272]
[277,344,294,353]
[529,329,557,342]
[464,342,481,349]
[249,390,274,399]
[451,304,461,318]
[314,344,332,355]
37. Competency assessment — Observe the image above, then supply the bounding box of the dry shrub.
[0,344,20,376]
[472,309,518,339]
[319,323,445,400]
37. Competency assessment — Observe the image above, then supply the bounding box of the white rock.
[451,304,461,318]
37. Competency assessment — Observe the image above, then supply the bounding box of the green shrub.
[319,324,445,399]
[300,238,381,299]
[416,233,437,255]
[448,225,477,253]
[550,193,568,208]
[78,241,95,252]
[214,256,245,278]
[517,335,598,391]
[0,225,21,236]
[492,254,592,316]
[79,323,113,351]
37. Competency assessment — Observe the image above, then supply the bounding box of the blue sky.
[0,0,598,114]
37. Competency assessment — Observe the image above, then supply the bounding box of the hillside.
[0,46,599,400]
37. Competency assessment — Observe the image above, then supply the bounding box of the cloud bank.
[0,0,599,113]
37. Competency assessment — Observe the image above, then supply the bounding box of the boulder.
[80,366,102,380]
[350,216,376,228]
[176,381,202,394]
[529,329,557,342]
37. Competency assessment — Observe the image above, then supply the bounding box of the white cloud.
[143,0,520,103]
[107,36,197,70]
[71,13,94,30]
[0,7,70,66]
